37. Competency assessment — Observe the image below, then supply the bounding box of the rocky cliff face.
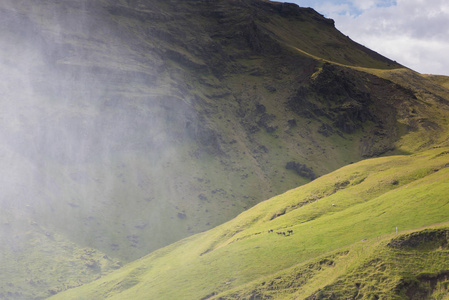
[1,0,449,298]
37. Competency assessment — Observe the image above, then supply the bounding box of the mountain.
[1,0,449,298]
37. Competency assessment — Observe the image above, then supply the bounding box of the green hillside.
[50,147,449,299]
[216,225,449,299]
[2,0,449,298]
[0,0,433,263]
[0,208,122,299]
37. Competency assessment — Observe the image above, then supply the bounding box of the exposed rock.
[285,161,316,180]
[387,229,449,250]
[264,85,277,92]
[177,212,187,220]
[288,119,297,127]
[318,123,334,137]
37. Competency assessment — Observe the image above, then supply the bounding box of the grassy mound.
[217,226,449,299]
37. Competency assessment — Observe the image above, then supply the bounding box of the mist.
[0,0,348,298]
[1,1,280,288]
[0,2,209,288]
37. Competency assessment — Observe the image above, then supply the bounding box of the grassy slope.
[3,1,449,298]
[263,7,400,70]
[424,74,449,90]
[0,0,423,264]
[50,146,449,299]
[216,225,449,299]
[357,68,449,153]
[44,2,449,298]
[0,207,122,300]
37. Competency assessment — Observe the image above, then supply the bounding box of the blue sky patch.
[287,0,397,17]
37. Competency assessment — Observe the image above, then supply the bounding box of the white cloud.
[351,0,377,10]
[314,3,350,15]
[334,0,449,75]
[290,0,449,75]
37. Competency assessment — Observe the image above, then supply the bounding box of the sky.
[286,0,449,76]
